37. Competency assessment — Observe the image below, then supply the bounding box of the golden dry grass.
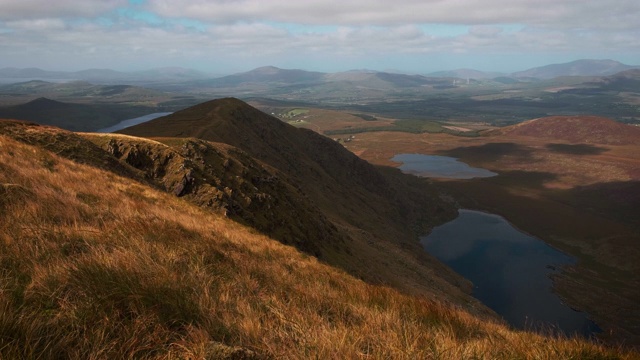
[0,134,635,359]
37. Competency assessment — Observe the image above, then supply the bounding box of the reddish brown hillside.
[486,116,640,145]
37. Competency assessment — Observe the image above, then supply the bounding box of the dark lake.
[97,112,172,133]
[421,209,600,337]
[391,153,497,179]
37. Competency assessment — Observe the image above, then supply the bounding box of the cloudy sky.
[1,0,638,74]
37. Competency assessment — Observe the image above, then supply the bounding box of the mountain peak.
[29,96,57,102]
[162,97,276,126]
[26,97,66,107]
[250,65,282,73]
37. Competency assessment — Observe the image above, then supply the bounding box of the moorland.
[1,59,639,357]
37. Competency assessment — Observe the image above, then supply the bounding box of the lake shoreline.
[97,112,173,133]
[391,153,497,179]
[421,209,601,338]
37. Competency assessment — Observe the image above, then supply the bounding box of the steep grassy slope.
[120,98,466,298]
[0,118,474,312]
[119,98,449,239]
[0,131,635,359]
[0,119,146,179]
[83,133,343,256]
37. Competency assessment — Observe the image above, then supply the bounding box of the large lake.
[97,112,172,133]
[391,153,497,179]
[422,210,600,336]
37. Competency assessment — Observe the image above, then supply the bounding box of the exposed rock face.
[101,136,341,256]
[0,119,342,257]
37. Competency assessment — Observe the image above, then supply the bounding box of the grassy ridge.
[0,133,635,358]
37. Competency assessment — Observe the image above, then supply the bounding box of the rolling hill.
[188,67,458,94]
[485,115,640,145]
[511,59,639,79]
[427,69,504,79]
[0,80,210,131]
[1,119,633,358]
[0,80,162,98]
[0,66,210,84]
[594,69,640,92]
[200,66,325,87]
[326,70,455,88]
[0,97,157,132]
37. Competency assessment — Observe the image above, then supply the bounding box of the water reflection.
[421,209,600,336]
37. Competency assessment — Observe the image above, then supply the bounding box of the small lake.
[391,154,497,179]
[97,112,172,133]
[421,209,600,337]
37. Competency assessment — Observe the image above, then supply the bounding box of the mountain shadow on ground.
[438,142,535,163]
[545,143,609,155]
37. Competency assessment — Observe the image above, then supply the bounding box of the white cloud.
[0,18,637,70]
[6,18,66,31]
[145,0,640,30]
[0,0,638,72]
[0,0,127,20]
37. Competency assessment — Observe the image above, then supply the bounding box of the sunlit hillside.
[0,125,636,358]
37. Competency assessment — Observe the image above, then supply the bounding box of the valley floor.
[344,130,640,346]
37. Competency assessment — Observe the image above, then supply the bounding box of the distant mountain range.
[204,66,326,86]
[193,66,457,90]
[511,59,639,79]
[0,79,166,98]
[428,60,639,80]
[173,60,640,90]
[2,60,638,87]
[426,69,505,79]
[0,66,212,84]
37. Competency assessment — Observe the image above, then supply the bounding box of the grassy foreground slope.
[0,117,477,315]
[0,132,635,359]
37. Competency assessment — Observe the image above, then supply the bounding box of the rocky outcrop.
[99,136,342,256]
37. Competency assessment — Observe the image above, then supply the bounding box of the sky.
[0,0,638,75]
